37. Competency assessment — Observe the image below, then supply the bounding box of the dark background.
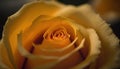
[0,0,120,39]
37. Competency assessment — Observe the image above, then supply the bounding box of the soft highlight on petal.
[32,38,85,69]
[17,32,85,69]
[72,28,101,69]
[2,1,65,68]
[54,4,119,69]
[0,40,12,69]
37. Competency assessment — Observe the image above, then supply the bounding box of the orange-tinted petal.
[2,1,65,68]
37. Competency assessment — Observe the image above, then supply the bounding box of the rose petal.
[39,37,78,52]
[0,40,12,69]
[32,38,85,69]
[77,5,119,69]
[17,32,60,59]
[23,16,77,43]
[54,4,119,68]
[72,28,101,69]
[22,16,77,54]
[23,17,83,69]
[2,1,65,68]
[17,31,85,69]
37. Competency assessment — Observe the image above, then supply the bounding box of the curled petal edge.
[0,41,9,69]
[17,32,85,69]
[72,29,101,69]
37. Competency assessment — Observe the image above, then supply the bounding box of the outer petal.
[54,4,119,69]
[2,1,65,68]
[0,40,13,69]
[77,5,119,69]
[72,26,101,69]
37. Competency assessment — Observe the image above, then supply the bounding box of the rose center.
[44,26,70,41]
[51,29,70,40]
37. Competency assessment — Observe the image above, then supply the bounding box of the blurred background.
[0,0,120,39]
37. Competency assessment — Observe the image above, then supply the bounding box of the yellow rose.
[0,0,119,69]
